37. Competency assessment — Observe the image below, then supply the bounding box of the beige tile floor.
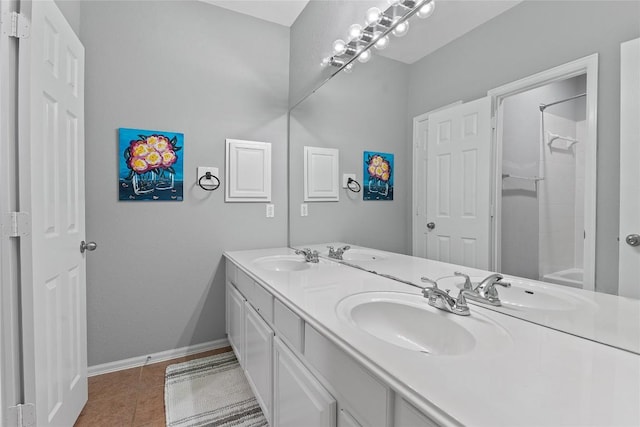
[74,346,233,427]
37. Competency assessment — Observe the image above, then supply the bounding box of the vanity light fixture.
[322,0,436,73]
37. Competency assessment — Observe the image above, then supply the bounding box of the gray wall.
[54,0,80,35]
[289,56,410,252]
[407,0,640,294]
[80,1,289,366]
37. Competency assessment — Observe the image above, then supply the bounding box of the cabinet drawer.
[274,299,304,352]
[304,324,390,427]
[253,283,274,323]
[235,267,255,302]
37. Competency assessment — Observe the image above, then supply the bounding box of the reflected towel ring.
[347,177,361,193]
[198,171,220,191]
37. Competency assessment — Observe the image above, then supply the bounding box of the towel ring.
[198,172,220,191]
[347,177,361,193]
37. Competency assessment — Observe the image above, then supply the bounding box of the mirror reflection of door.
[618,37,640,299]
[423,97,492,270]
[414,59,597,292]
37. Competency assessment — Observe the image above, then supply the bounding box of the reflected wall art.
[363,151,394,201]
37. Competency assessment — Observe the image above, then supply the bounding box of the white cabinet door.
[618,38,640,299]
[273,337,336,427]
[227,284,245,365]
[426,97,492,269]
[244,303,274,423]
[18,1,87,425]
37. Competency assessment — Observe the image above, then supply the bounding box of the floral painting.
[118,128,184,201]
[363,151,394,201]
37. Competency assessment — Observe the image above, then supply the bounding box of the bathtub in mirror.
[288,1,640,353]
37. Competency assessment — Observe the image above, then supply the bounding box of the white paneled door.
[425,97,492,269]
[18,1,88,425]
[618,38,640,299]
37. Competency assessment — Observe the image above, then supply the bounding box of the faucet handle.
[494,280,511,288]
[420,276,438,288]
[455,289,468,306]
[454,271,473,290]
[340,245,351,251]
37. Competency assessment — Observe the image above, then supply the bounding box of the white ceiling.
[201,0,522,64]
[200,0,310,27]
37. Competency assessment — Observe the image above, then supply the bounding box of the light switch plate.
[301,204,308,217]
[266,204,275,218]
[342,173,356,188]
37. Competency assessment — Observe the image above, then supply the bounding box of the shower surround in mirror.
[500,75,587,289]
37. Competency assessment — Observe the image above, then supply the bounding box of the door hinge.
[7,404,36,427]
[1,12,30,39]
[491,116,497,129]
[4,212,30,238]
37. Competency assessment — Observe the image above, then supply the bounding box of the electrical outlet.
[342,173,356,188]
[266,204,275,218]
[300,204,308,217]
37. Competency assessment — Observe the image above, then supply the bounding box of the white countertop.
[300,242,640,354]
[225,247,640,427]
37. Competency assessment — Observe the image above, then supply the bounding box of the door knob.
[625,234,640,247]
[427,222,436,230]
[80,241,97,253]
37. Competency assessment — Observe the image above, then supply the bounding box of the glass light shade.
[417,0,435,18]
[332,39,347,55]
[348,24,363,41]
[357,49,372,63]
[374,33,390,50]
[320,57,331,67]
[392,19,409,37]
[365,7,382,26]
[344,63,354,73]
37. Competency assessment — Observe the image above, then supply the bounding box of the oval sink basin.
[341,249,387,261]
[443,277,597,311]
[336,292,511,356]
[253,255,311,272]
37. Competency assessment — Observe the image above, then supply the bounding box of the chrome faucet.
[327,245,350,260]
[454,271,473,291]
[462,273,511,306]
[420,277,470,316]
[295,248,320,263]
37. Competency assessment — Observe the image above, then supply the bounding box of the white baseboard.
[88,337,230,377]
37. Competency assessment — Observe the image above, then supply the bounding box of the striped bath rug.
[165,351,267,427]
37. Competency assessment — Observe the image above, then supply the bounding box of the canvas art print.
[363,151,394,201]
[119,128,184,201]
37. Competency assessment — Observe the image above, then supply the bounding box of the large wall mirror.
[289,1,640,353]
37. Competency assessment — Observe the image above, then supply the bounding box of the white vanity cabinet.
[244,303,274,422]
[225,258,433,427]
[226,282,245,366]
[273,337,337,427]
